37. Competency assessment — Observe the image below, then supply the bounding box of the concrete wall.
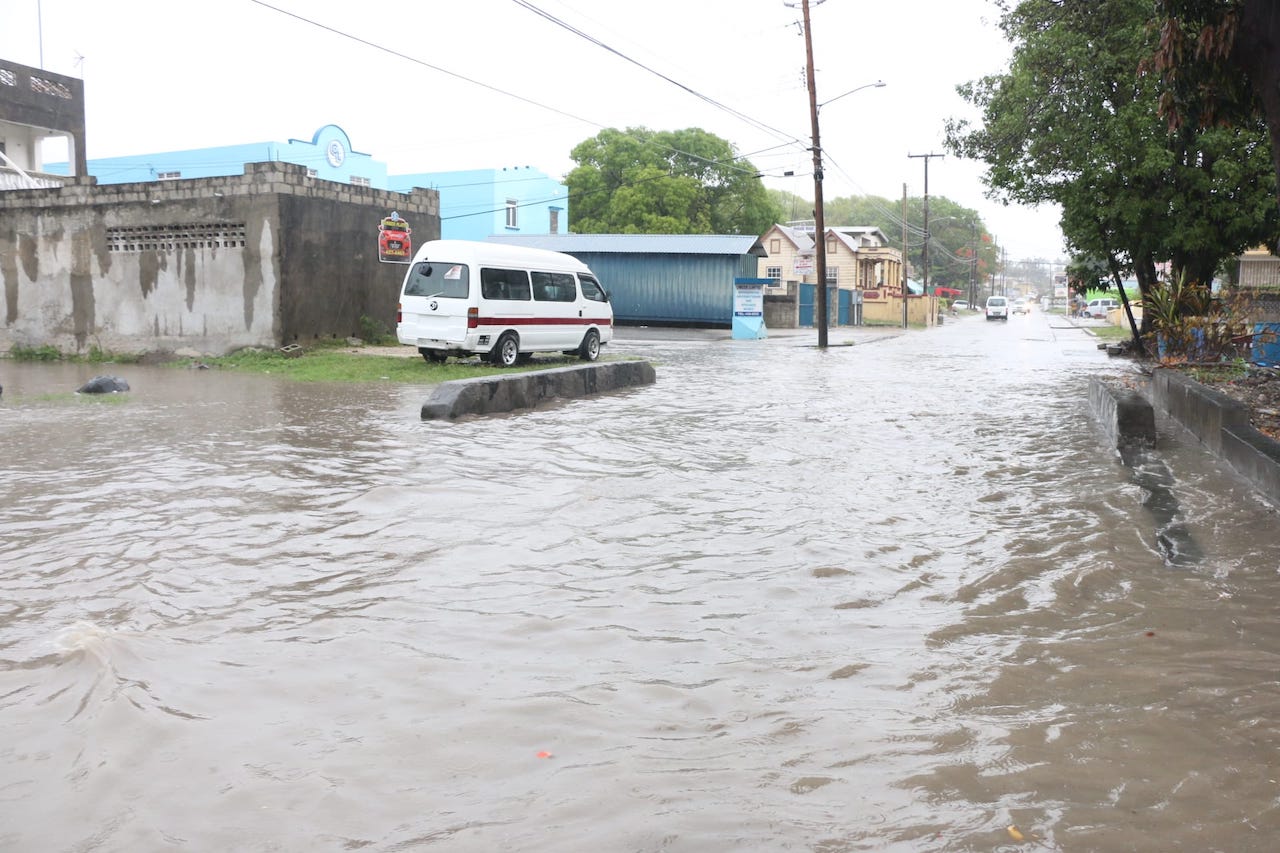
[1150,367,1280,505]
[863,295,938,327]
[0,162,439,355]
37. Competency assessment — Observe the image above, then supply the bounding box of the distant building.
[389,166,567,241]
[756,222,908,327]
[488,233,764,327]
[2,72,440,355]
[0,58,86,189]
[37,123,566,240]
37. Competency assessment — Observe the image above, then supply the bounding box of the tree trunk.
[1236,0,1280,207]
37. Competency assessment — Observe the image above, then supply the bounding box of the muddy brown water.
[2,314,1279,852]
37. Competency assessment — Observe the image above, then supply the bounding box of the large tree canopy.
[945,0,1278,327]
[565,127,782,235]
[1151,0,1280,203]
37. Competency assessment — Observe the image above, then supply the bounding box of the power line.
[507,0,804,148]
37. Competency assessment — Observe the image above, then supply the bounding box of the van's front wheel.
[578,329,601,362]
[490,332,520,367]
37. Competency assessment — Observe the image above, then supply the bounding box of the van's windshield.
[403,261,469,298]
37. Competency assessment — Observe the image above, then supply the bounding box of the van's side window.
[403,261,469,298]
[579,274,608,303]
[480,267,531,301]
[531,271,577,303]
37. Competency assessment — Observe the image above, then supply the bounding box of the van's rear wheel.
[490,332,520,367]
[578,329,601,362]
[419,348,448,363]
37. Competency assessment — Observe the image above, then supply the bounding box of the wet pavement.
[2,310,1279,851]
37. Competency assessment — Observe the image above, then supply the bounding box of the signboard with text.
[377,212,412,264]
[732,278,770,340]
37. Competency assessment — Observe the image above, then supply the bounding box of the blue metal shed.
[487,234,764,327]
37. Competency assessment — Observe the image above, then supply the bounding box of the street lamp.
[800,45,885,348]
[819,80,886,111]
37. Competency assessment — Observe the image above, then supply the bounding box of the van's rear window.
[403,261,469,298]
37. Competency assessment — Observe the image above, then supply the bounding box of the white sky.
[0,0,1067,262]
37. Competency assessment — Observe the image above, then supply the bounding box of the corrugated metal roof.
[487,233,763,256]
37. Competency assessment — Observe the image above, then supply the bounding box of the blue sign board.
[732,278,770,340]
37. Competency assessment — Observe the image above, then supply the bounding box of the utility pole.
[970,220,978,308]
[901,183,909,328]
[800,0,828,348]
[907,152,944,299]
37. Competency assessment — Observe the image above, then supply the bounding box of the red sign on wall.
[378,212,412,264]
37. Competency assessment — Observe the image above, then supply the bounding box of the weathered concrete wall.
[1150,367,1280,506]
[1088,377,1156,450]
[421,360,657,420]
[277,191,425,345]
[0,163,439,356]
[1150,368,1249,455]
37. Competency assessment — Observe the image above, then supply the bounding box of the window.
[770,238,780,254]
[505,199,518,229]
[531,271,577,302]
[403,261,469,298]
[826,267,838,285]
[549,209,560,234]
[481,267,531,301]
[579,274,608,303]
[766,265,782,281]
[157,171,181,181]
[350,175,371,187]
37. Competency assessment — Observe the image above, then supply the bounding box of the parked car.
[953,300,969,310]
[1082,297,1120,319]
[985,296,1009,321]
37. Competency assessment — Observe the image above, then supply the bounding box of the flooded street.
[3,312,1280,852]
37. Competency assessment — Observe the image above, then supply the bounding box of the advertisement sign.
[734,282,764,318]
[377,212,412,264]
[793,255,815,277]
[732,278,770,340]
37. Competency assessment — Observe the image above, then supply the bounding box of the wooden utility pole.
[801,0,828,348]
[908,152,944,299]
[901,183,909,328]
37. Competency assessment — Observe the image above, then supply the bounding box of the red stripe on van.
[467,316,603,329]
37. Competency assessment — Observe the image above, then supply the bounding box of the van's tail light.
[467,307,479,329]
[396,303,402,324]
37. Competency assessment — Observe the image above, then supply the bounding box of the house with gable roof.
[756,221,914,328]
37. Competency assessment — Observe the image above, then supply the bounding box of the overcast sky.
[1,0,1067,262]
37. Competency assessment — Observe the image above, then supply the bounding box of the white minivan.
[396,240,614,366]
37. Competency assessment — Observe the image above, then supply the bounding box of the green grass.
[1181,361,1249,385]
[184,344,586,383]
[7,344,144,363]
[1088,325,1134,341]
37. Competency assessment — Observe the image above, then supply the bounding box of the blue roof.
[487,233,763,256]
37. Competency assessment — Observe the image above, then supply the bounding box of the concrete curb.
[1149,368,1280,505]
[1088,377,1156,450]
[421,359,657,421]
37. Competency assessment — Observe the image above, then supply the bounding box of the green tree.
[945,0,1279,333]
[1151,0,1280,207]
[565,127,782,235]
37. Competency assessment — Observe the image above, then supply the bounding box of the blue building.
[388,166,567,241]
[488,234,764,327]
[50,124,564,240]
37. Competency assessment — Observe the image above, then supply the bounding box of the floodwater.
[2,313,1279,852]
